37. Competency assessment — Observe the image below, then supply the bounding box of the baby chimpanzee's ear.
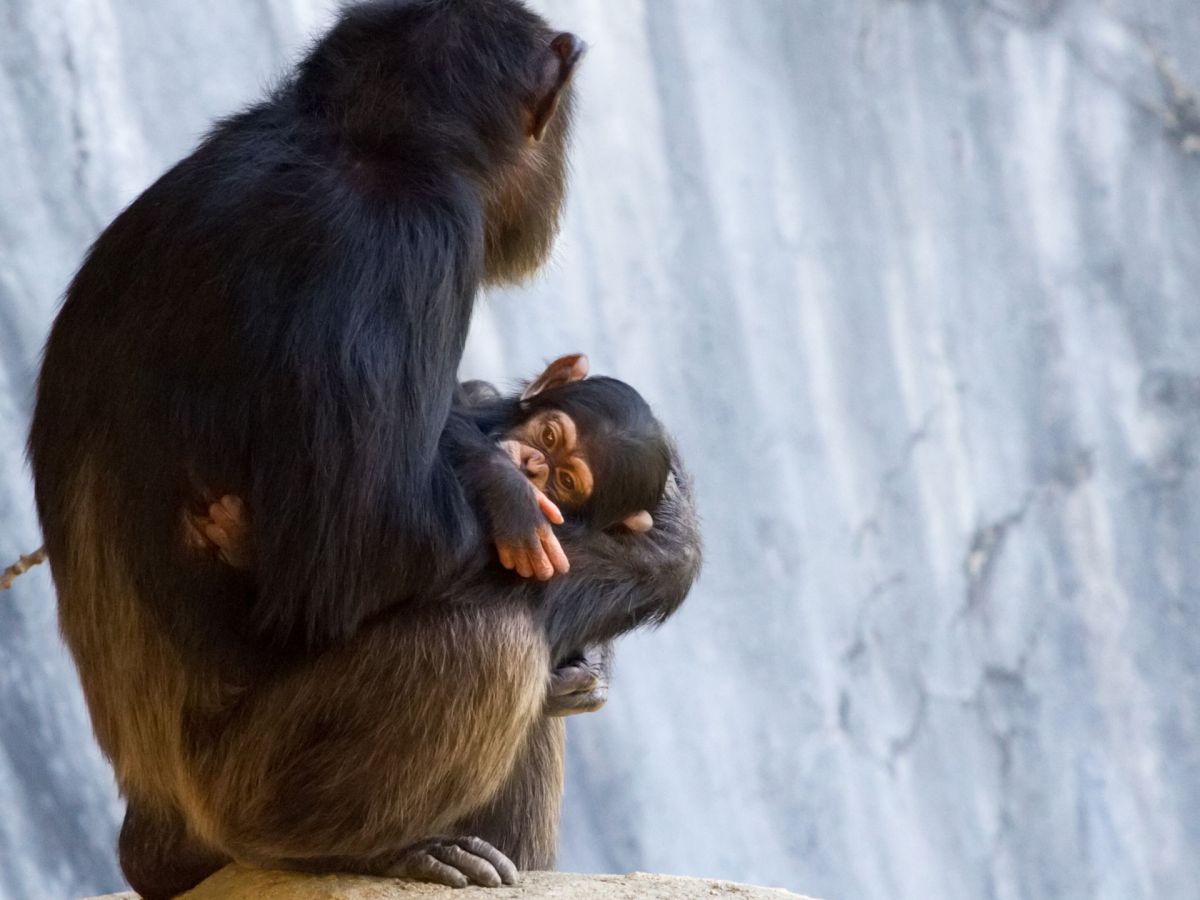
[521,353,590,400]
[622,511,654,533]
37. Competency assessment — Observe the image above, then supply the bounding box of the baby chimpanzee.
[192,355,670,577]
[462,354,668,529]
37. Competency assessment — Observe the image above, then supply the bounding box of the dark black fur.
[30,0,574,654]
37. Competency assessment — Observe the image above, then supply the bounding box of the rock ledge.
[90,866,816,899]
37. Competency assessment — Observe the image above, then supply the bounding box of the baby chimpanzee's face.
[499,409,595,509]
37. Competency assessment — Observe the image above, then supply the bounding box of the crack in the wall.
[1112,11,1200,155]
[1149,52,1200,154]
[981,0,1200,157]
[838,618,1045,791]
[853,405,942,554]
[959,446,1095,617]
[841,573,908,665]
[961,492,1034,614]
[903,658,1043,896]
[978,664,1038,895]
[837,683,930,777]
[838,574,921,775]
[1061,9,1200,157]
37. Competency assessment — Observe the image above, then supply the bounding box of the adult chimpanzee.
[27,1,701,897]
[31,0,584,665]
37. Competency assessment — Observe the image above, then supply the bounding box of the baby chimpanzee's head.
[497,355,671,532]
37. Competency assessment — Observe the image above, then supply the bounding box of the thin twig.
[1,547,48,590]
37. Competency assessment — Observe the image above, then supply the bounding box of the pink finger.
[536,493,564,525]
[544,541,568,575]
[540,528,569,574]
[532,548,554,581]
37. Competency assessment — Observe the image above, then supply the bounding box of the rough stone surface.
[1,2,1198,900]
[87,868,811,900]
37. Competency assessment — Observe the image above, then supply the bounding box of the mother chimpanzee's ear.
[528,33,588,141]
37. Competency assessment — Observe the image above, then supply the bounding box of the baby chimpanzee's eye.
[542,424,555,447]
[558,470,575,493]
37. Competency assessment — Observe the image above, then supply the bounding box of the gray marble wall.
[1,2,1196,898]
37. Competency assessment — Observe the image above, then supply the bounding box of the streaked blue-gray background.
[1,1,1197,898]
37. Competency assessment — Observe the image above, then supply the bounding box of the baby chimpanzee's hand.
[494,488,569,580]
[486,468,569,581]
